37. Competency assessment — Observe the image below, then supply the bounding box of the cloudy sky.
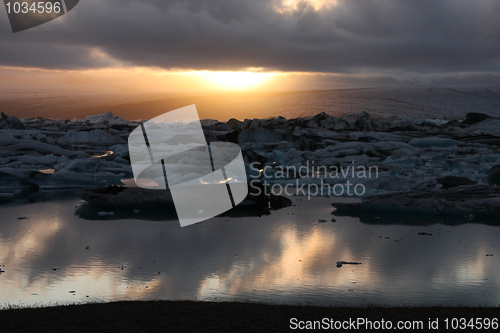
[1,0,500,93]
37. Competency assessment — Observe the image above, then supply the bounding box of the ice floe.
[1,110,500,218]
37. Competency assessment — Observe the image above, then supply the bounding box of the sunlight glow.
[194,71,274,90]
[274,0,338,14]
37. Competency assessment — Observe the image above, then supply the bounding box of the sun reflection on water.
[0,196,499,307]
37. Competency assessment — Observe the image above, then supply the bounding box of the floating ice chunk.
[271,150,291,166]
[109,144,129,157]
[0,113,24,129]
[59,129,124,144]
[336,261,362,268]
[0,130,16,145]
[468,118,500,136]
[0,140,89,159]
[113,156,129,165]
[372,141,420,157]
[79,112,130,126]
[0,170,39,191]
[238,128,283,144]
[55,158,101,173]
[98,211,115,217]
[409,137,463,148]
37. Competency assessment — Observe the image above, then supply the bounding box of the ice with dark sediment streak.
[1,110,500,216]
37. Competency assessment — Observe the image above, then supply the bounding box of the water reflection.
[91,151,114,158]
[38,169,55,175]
[333,208,500,227]
[0,196,499,307]
[74,202,271,221]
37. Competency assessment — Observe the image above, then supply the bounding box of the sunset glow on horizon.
[192,71,276,91]
[0,65,334,94]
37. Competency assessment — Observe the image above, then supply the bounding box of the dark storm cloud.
[1,0,500,73]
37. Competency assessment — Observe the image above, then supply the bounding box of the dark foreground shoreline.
[1,300,498,332]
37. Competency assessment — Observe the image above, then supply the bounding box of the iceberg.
[0,109,499,216]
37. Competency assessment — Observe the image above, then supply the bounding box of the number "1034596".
[5,1,62,14]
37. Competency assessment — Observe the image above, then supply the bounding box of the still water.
[0,195,499,307]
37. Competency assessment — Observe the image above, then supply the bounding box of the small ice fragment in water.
[336,261,362,268]
[98,212,114,217]
[466,214,475,221]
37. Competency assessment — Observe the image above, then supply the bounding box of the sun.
[274,0,338,14]
[199,71,274,90]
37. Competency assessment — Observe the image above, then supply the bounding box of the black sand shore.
[1,300,498,332]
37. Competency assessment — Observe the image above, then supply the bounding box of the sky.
[1,0,500,93]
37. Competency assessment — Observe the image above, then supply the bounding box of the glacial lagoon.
[1,194,499,308]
